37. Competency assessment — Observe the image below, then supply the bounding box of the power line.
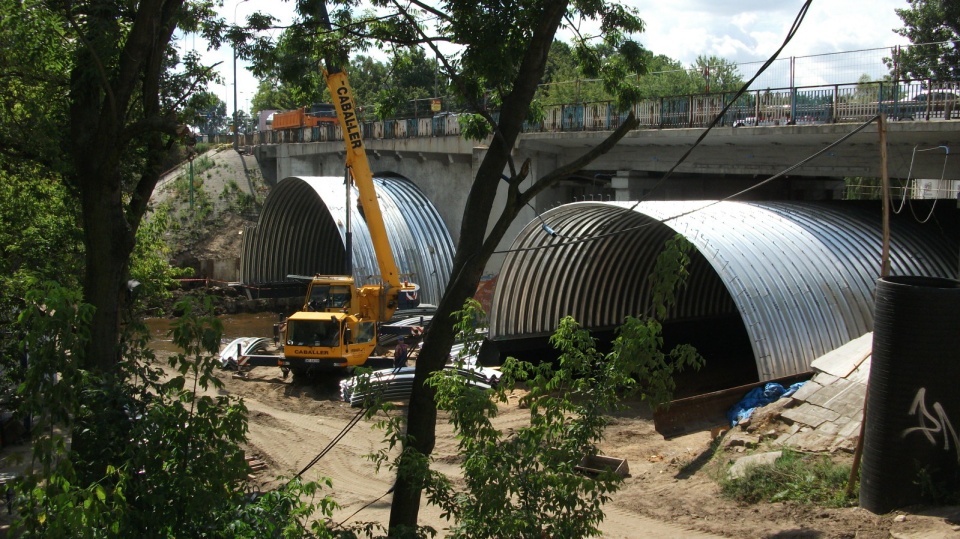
[635,0,813,203]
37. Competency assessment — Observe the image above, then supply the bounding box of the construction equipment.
[270,104,339,131]
[274,68,421,377]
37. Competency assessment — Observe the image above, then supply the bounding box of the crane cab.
[303,275,356,313]
[281,310,379,373]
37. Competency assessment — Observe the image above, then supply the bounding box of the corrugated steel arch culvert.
[239,176,455,306]
[490,200,957,383]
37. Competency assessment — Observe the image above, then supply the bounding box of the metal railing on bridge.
[243,78,957,147]
[233,43,958,147]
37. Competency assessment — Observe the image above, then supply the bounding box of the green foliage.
[893,0,960,80]
[184,90,228,136]
[0,164,83,413]
[536,45,745,108]
[251,79,300,117]
[423,240,702,537]
[372,48,439,118]
[458,113,493,142]
[689,55,745,94]
[613,235,704,409]
[129,206,192,314]
[220,170,266,215]
[11,288,335,537]
[161,156,219,232]
[364,235,701,538]
[426,314,627,538]
[844,176,911,201]
[719,449,856,508]
[844,177,882,200]
[0,165,83,288]
[223,477,341,538]
[250,0,650,120]
[0,0,71,170]
[536,41,622,105]
[250,39,442,121]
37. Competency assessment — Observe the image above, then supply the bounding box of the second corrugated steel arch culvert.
[239,175,455,306]
[490,200,957,382]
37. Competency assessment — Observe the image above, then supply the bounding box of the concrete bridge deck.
[256,119,960,184]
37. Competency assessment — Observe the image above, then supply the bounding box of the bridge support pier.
[613,170,658,201]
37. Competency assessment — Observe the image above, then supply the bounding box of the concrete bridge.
[254,119,960,243]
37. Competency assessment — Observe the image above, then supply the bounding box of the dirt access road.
[141,141,960,538]
[192,353,958,539]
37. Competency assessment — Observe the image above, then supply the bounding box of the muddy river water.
[145,312,283,354]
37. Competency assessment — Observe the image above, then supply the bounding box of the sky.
[181,0,913,115]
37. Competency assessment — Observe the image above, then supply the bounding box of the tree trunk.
[70,42,133,374]
[79,177,133,374]
[65,0,181,473]
[387,2,569,531]
[387,255,487,533]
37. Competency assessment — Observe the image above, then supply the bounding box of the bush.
[10,287,338,537]
[719,449,856,507]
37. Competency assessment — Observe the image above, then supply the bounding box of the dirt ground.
[185,353,958,539]
[131,146,960,537]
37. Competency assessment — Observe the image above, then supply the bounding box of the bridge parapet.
[244,79,958,148]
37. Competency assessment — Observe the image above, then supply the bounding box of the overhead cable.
[633,0,813,203]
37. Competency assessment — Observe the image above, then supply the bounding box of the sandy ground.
[101,147,955,537]
[195,355,959,539]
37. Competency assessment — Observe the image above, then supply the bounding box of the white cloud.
[633,0,909,65]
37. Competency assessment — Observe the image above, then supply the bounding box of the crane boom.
[324,69,402,289]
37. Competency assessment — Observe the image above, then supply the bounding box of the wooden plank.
[653,372,812,439]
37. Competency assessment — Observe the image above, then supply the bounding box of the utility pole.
[233,0,249,152]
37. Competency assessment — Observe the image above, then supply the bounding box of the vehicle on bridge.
[270,104,339,132]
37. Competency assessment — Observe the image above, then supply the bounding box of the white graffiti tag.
[901,387,960,464]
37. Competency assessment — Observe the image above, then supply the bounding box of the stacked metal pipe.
[339,363,501,407]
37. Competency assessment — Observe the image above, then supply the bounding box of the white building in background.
[911,179,960,200]
[258,110,278,132]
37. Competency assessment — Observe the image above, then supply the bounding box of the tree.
[1,0,234,476]
[250,79,300,116]
[635,54,694,97]
[250,46,441,120]
[343,54,391,108]
[373,4,644,533]
[363,236,702,538]
[537,41,622,105]
[1,0,344,533]
[376,47,442,118]
[0,165,84,411]
[11,287,338,536]
[184,90,228,135]
[255,1,647,534]
[690,55,744,94]
[58,0,221,380]
[0,0,71,170]
[852,73,881,103]
[893,0,960,80]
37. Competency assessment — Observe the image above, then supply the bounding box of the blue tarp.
[727,381,806,426]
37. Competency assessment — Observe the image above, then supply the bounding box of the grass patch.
[719,449,856,507]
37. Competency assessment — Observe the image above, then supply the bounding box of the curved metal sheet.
[239,175,454,306]
[490,200,957,381]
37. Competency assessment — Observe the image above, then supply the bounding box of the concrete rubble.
[729,332,873,453]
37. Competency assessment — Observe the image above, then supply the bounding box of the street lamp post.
[233,0,249,152]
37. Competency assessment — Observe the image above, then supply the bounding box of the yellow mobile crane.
[276,68,421,376]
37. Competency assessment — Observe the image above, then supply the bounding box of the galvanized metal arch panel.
[491,203,734,339]
[490,200,957,381]
[239,175,454,306]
